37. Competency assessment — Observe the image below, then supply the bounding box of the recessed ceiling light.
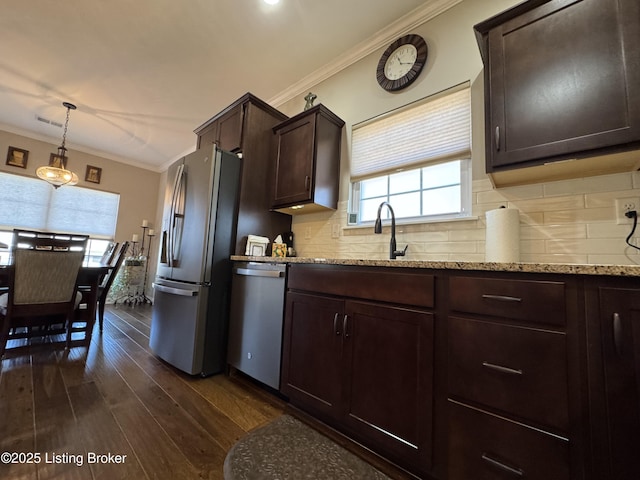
[264,0,279,4]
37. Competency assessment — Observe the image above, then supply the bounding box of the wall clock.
[376,34,428,92]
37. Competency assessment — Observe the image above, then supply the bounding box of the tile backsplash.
[291,171,640,265]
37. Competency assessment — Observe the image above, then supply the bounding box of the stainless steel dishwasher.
[227,262,286,389]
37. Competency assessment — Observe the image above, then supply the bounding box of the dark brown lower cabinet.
[278,265,640,479]
[343,301,433,472]
[446,273,579,480]
[280,292,343,419]
[585,281,640,480]
[281,277,434,478]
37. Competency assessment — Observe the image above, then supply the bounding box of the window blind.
[0,172,119,239]
[351,84,471,181]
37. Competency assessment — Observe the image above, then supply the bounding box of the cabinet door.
[343,301,434,472]
[272,114,316,207]
[216,105,243,152]
[280,292,344,420]
[196,119,218,150]
[196,106,243,152]
[486,0,640,170]
[592,287,640,480]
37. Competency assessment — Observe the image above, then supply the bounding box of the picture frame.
[6,146,29,168]
[49,153,67,169]
[85,165,102,184]
[248,242,266,256]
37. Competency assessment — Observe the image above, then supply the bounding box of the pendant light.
[36,101,79,188]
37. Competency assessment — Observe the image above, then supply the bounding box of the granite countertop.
[230,255,640,277]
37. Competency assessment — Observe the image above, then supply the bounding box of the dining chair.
[0,229,88,357]
[73,240,130,337]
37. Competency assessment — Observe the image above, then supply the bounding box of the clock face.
[376,34,428,92]
[384,44,418,80]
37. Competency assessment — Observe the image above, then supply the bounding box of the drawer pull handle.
[481,453,524,477]
[482,361,523,376]
[333,313,341,335]
[495,126,501,151]
[482,294,522,303]
[343,314,350,338]
[613,312,623,356]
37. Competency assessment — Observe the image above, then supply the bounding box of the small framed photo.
[49,153,67,169]
[85,165,102,184]
[6,146,29,168]
[247,241,266,256]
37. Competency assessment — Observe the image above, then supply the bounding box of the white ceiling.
[0,0,460,172]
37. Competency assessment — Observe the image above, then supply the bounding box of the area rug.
[223,414,391,480]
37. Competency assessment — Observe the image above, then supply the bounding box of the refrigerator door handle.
[168,163,186,267]
[153,283,198,297]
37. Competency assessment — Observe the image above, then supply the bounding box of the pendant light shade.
[36,102,79,189]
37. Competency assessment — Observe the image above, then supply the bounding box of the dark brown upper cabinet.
[475,0,640,187]
[193,93,291,254]
[271,104,344,215]
[195,102,243,153]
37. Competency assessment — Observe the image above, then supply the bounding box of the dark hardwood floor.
[0,304,286,480]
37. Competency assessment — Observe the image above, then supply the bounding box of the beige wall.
[276,0,640,266]
[0,129,162,278]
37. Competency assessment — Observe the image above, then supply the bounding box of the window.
[350,84,471,224]
[0,172,120,264]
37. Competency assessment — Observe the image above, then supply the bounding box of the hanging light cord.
[59,101,75,157]
[61,107,69,149]
[625,210,640,251]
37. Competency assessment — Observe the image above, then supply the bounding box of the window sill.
[343,215,479,234]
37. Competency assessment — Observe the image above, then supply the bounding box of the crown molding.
[268,0,464,108]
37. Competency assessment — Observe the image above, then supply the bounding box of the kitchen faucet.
[374,202,408,260]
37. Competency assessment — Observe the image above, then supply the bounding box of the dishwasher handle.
[153,283,199,297]
[234,267,284,278]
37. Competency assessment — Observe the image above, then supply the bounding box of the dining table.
[0,264,111,345]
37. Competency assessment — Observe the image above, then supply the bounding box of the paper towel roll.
[485,207,520,263]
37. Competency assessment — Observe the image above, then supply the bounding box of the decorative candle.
[132,234,139,242]
[142,219,149,227]
[148,229,155,236]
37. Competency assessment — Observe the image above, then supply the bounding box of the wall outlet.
[331,223,340,239]
[615,197,640,224]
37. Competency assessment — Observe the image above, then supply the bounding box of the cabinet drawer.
[449,316,568,431]
[288,264,434,308]
[449,400,570,480]
[449,276,566,326]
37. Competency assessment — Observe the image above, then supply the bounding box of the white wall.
[276,0,640,266]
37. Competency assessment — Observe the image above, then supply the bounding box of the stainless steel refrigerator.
[150,145,241,376]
